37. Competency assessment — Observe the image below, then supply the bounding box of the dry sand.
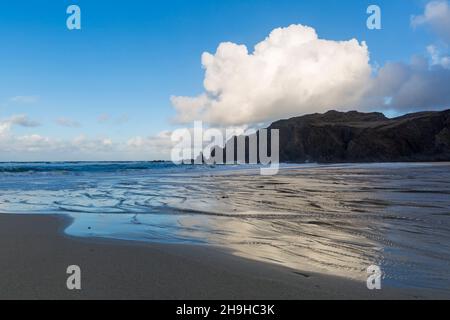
[0,213,441,300]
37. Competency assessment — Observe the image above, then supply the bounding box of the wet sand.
[0,213,442,300]
[3,163,450,290]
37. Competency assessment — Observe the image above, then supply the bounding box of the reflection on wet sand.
[147,164,447,289]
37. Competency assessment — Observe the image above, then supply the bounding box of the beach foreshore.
[0,213,443,300]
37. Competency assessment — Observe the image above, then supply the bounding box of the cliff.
[207,109,450,163]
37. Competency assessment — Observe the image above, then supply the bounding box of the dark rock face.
[205,109,450,164]
[269,109,450,163]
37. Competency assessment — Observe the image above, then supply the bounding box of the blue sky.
[0,0,449,160]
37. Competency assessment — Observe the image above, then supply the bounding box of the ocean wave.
[0,161,180,174]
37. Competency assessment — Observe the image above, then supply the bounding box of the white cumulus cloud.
[172,23,450,125]
[172,24,372,126]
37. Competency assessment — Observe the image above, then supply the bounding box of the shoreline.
[0,213,446,299]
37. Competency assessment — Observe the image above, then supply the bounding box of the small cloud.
[427,45,450,69]
[0,122,10,136]
[102,138,113,146]
[97,113,110,123]
[126,131,174,155]
[411,1,450,43]
[55,117,81,128]
[97,113,129,125]
[72,134,115,152]
[115,114,129,125]
[9,95,40,104]
[0,114,40,137]
[7,114,41,127]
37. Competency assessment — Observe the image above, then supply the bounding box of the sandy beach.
[0,213,443,300]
